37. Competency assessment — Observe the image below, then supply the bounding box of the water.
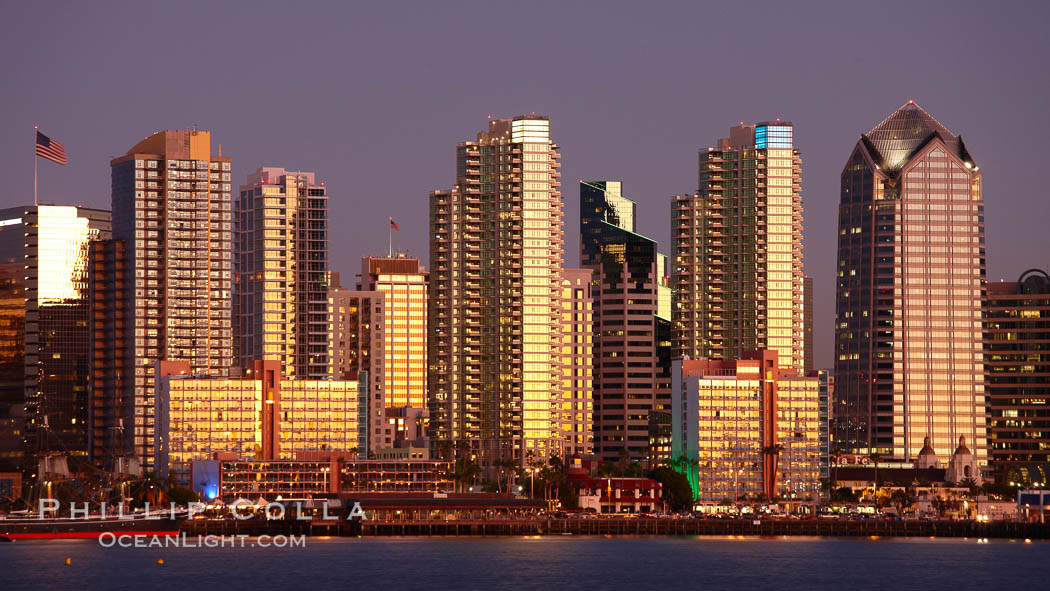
[1,536,1047,590]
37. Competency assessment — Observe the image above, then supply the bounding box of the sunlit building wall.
[359,256,427,410]
[833,102,987,465]
[428,116,565,473]
[672,122,805,372]
[235,167,329,380]
[672,351,821,502]
[106,130,233,469]
[155,359,359,484]
[0,205,110,466]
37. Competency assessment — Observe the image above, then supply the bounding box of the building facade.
[328,280,384,454]
[155,359,360,484]
[191,456,452,502]
[0,205,110,469]
[102,130,233,469]
[580,180,670,464]
[833,102,987,465]
[234,168,329,380]
[671,351,821,503]
[428,116,565,473]
[984,269,1050,485]
[803,275,814,374]
[358,256,427,410]
[557,268,594,457]
[672,121,805,372]
[87,239,127,463]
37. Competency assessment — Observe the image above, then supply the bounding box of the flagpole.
[33,125,38,206]
[388,221,392,257]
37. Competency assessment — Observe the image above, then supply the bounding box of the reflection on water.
[0,536,1047,590]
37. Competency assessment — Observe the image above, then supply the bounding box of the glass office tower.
[834,101,987,464]
[580,180,670,464]
[0,205,110,467]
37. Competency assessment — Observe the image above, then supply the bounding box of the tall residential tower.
[672,121,805,372]
[234,167,329,379]
[100,130,233,468]
[428,116,565,472]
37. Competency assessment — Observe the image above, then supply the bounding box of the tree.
[168,486,199,505]
[830,486,859,503]
[648,466,694,512]
[453,458,481,493]
[890,487,915,516]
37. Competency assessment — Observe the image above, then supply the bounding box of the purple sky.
[2,1,1048,368]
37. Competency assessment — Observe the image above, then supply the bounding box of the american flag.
[36,131,67,165]
[389,217,401,231]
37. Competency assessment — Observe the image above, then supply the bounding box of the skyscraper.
[984,269,1050,484]
[580,180,670,464]
[234,167,329,379]
[672,121,805,372]
[428,116,565,472]
[0,205,110,465]
[102,129,233,468]
[834,101,987,465]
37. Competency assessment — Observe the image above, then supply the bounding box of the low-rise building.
[671,351,821,504]
[190,454,452,502]
[155,360,361,485]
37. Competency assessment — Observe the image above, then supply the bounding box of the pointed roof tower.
[859,100,974,174]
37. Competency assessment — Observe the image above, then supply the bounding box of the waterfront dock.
[180,516,1050,540]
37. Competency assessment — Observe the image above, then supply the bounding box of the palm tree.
[890,487,915,517]
[869,452,882,504]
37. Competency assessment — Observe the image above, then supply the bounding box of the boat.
[0,513,184,540]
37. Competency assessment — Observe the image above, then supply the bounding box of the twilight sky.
[2,0,1048,368]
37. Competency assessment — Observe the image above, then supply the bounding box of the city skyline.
[4,2,1049,370]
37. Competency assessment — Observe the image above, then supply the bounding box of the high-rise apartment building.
[834,101,987,465]
[580,181,670,463]
[672,121,805,372]
[0,205,110,466]
[984,269,1050,484]
[671,351,821,503]
[102,129,233,468]
[428,116,565,472]
[557,268,594,457]
[234,167,329,379]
